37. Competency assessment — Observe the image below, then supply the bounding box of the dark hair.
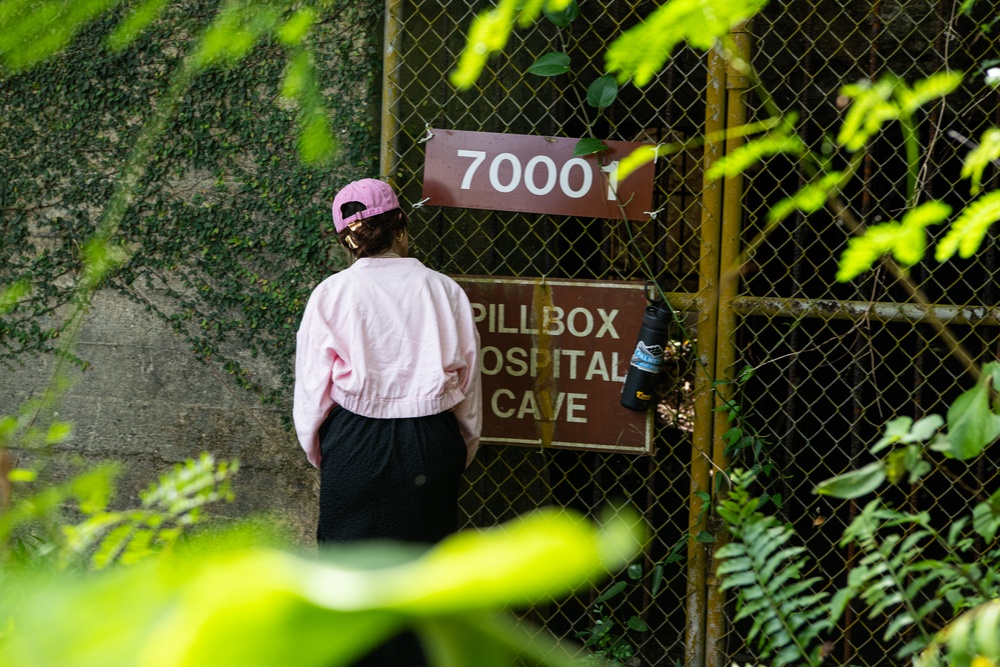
[336,203,408,258]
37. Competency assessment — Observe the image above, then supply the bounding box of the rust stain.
[532,280,556,447]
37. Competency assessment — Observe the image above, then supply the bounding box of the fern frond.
[717,470,830,667]
[839,500,941,658]
[60,453,239,570]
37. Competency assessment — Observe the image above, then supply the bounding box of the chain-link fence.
[380,1,999,665]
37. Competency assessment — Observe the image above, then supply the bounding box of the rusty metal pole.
[705,24,751,667]
[688,42,727,667]
[379,0,404,183]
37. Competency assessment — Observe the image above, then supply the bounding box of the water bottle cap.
[646,301,673,325]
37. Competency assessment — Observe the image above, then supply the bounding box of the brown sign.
[424,129,655,221]
[457,276,653,455]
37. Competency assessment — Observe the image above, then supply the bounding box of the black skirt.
[317,408,467,667]
[317,407,467,544]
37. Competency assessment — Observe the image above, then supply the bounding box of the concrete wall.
[0,2,389,548]
[0,290,318,545]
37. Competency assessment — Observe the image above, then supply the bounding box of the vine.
[0,0,383,408]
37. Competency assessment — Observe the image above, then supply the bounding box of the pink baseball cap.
[331,178,400,233]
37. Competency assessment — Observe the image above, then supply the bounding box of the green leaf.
[814,461,886,499]
[837,223,904,278]
[528,51,571,77]
[595,580,628,603]
[91,523,136,570]
[908,414,945,442]
[984,361,1000,391]
[277,7,316,46]
[543,0,579,27]
[107,0,170,52]
[0,279,30,314]
[45,421,73,444]
[706,132,804,181]
[281,50,311,99]
[120,527,157,566]
[945,374,1000,460]
[516,0,567,28]
[450,10,513,89]
[1,507,639,667]
[449,0,569,89]
[0,0,120,72]
[616,143,678,182]
[972,492,1000,541]
[81,238,132,288]
[935,190,1000,261]
[973,599,1000,659]
[586,75,618,109]
[836,77,899,152]
[871,416,913,454]
[70,464,120,514]
[192,3,280,68]
[695,530,715,543]
[573,138,608,156]
[418,615,519,667]
[768,172,842,224]
[650,564,664,597]
[604,0,768,86]
[627,615,649,632]
[716,555,752,575]
[298,112,336,165]
[900,200,952,238]
[829,587,856,625]
[897,71,963,116]
[961,128,1000,195]
[885,447,911,485]
[7,469,37,483]
[837,201,950,281]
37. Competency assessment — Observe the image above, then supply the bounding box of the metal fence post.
[705,23,752,667]
[379,0,404,183]
[688,41,728,667]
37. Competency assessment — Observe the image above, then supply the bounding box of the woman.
[294,177,482,545]
[293,179,481,666]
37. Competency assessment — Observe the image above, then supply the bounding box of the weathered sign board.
[456,276,654,455]
[423,129,655,221]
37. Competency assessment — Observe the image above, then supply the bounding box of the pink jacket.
[293,256,482,468]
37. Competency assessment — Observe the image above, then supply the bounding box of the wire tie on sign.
[652,143,665,164]
[412,197,430,209]
[418,125,435,143]
[644,204,666,220]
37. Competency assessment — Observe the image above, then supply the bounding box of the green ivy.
[0,0,382,408]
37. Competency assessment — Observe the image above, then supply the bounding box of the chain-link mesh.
[732,1,999,665]
[382,1,998,665]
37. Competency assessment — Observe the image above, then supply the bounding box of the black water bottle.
[620,301,673,411]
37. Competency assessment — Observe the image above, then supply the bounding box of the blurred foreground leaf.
[0,506,642,667]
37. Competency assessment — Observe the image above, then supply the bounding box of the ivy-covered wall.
[0,0,384,540]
